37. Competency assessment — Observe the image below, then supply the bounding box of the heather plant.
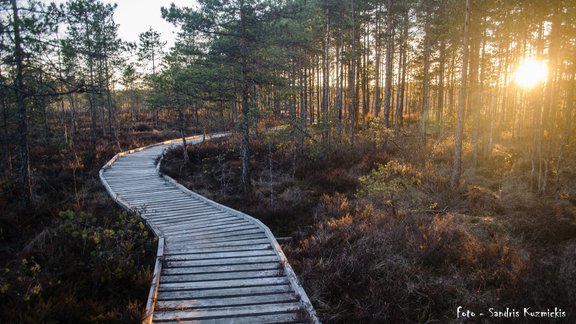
[0,209,154,322]
[358,116,396,149]
[162,125,576,323]
[289,209,528,322]
[357,160,422,205]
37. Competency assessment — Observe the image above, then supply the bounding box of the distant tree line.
[1,0,575,205]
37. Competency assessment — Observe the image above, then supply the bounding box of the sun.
[513,58,548,88]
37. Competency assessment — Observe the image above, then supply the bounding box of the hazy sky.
[53,0,195,49]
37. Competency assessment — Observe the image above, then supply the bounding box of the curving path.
[99,134,319,324]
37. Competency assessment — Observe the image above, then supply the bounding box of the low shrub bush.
[0,209,155,323]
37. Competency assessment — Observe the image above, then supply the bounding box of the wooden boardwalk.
[99,134,319,324]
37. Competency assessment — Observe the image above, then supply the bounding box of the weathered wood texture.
[99,134,319,324]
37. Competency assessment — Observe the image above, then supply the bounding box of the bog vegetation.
[1,0,576,322]
[163,125,576,322]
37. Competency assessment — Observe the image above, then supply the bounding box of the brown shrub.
[463,185,505,216]
[287,210,528,323]
[306,168,360,194]
[134,123,153,132]
[559,240,576,300]
[419,215,480,269]
[0,128,181,323]
[314,193,353,222]
[161,125,576,323]
[505,200,576,245]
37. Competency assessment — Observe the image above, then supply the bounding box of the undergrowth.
[0,125,181,323]
[0,209,155,323]
[162,124,576,323]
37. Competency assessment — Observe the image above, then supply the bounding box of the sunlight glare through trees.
[513,58,548,88]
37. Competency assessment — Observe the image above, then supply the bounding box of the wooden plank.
[149,208,226,219]
[112,158,157,162]
[104,175,162,182]
[166,219,250,232]
[175,231,267,242]
[125,195,201,205]
[146,206,217,215]
[152,302,302,321]
[168,232,269,245]
[164,255,279,268]
[166,230,264,244]
[170,228,265,240]
[158,276,290,291]
[110,165,157,169]
[113,186,167,194]
[149,211,230,224]
[151,312,303,324]
[103,174,158,180]
[125,198,195,206]
[104,174,161,181]
[170,229,265,244]
[118,189,184,198]
[115,154,158,158]
[115,156,158,161]
[141,199,221,212]
[134,205,216,215]
[164,249,275,261]
[116,187,174,195]
[105,179,159,185]
[147,212,228,225]
[156,292,297,309]
[163,221,253,236]
[104,170,157,176]
[103,178,159,186]
[128,200,203,210]
[116,183,170,190]
[158,277,290,292]
[147,204,219,214]
[106,166,156,170]
[110,160,157,165]
[156,284,292,301]
[160,269,283,283]
[166,237,270,249]
[105,166,157,171]
[169,221,254,233]
[107,183,168,191]
[164,243,273,255]
[161,262,281,276]
[157,215,240,230]
[155,216,238,230]
[105,180,157,185]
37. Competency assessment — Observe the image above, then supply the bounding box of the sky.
[52,0,195,49]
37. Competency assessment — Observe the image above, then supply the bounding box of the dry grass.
[163,124,576,323]
[283,130,576,323]
[286,207,531,323]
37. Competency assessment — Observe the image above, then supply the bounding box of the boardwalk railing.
[99,134,319,323]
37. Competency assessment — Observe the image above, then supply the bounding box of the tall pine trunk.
[420,2,431,146]
[11,0,32,206]
[239,2,251,193]
[349,0,356,145]
[322,8,330,145]
[373,4,381,118]
[336,17,344,141]
[395,8,409,132]
[383,0,393,128]
[451,0,470,188]
[436,40,446,135]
